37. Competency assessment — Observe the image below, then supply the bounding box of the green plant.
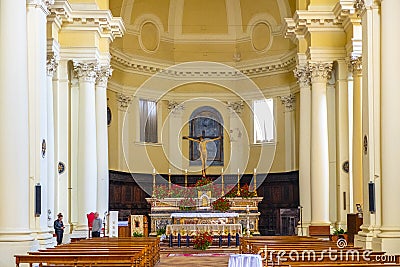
[132,231,143,237]
[332,228,347,235]
[193,232,213,250]
[212,197,231,212]
[157,228,166,236]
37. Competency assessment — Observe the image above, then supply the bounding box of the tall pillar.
[309,62,332,226]
[46,55,58,233]
[96,66,112,217]
[350,56,363,210]
[73,62,98,236]
[355,0,382,250]
[375,0,400,254]
[280,94,296,171]
[0,0,34,265]
[27,0,54,248]
[335,60,350,228]
[294,65,312,235]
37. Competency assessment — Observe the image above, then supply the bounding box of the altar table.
[228,254,262,267]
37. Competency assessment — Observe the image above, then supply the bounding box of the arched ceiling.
[110,0,297,65]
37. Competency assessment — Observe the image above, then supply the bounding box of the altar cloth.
[228,254,262,267]
[170,212,239,218]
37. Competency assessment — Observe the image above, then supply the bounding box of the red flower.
[212,197,231,212]
[193,232,213,250]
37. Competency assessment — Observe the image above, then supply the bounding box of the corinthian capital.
[294,65,310,87]
[46,55,59,77]
[96,65,113,87]
[280,94,296,111]
[73,61,99,83]
[354,0,366,16]
[308,62,333,83]
[27,0,54,13]
[117,93,132,111]
[348,56,362,74]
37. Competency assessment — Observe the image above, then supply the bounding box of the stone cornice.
[48,0,125,41]
[110,48,296,78]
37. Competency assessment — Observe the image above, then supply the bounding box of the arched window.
[189,106,223,166]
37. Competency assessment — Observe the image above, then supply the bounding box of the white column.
[116,93,131,171]
[309,62,332,226]
[0,0,34,265]
[96,66,112,217]
[73,62,98,236]
[46,56,58,233]
[26,0,53,248]
[350,56,363,211]
[376,0,400,254]
[280,94,296,171]
[335,60,350,228]
[294,65,312,235]
[355,0,381,250]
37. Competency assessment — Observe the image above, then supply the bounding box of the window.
[139,99,157,143]
[254,98,274,143]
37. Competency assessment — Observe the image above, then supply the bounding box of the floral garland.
[179,198,196,211]
[193,232,213,250]
[212,197,231,212]
[195,177,213,191]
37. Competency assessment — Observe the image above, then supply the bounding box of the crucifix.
[183,134,222,177]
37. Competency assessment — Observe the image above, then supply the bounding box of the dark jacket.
[54,219,64,232]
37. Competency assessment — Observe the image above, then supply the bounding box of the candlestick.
[152,170,156,197]
[221,170,225,197]
[168,169,171,192]
[184,169,188,188]
[254,170,258,197]
[237,168,241,196]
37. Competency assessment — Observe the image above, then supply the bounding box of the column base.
[71,224,89,239]
[0,232,35,267]
[372,236,400,254]
[35,229,55,249]
[308,225,331,238]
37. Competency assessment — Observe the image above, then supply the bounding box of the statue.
[183,135,222,177]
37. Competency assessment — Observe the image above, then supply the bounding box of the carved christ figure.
[183,136,222,177]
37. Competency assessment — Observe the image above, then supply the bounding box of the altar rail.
[166,224,242,235]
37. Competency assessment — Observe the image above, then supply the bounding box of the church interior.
[2,0,400,266]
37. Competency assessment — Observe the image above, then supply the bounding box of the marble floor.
[156,253,230,267]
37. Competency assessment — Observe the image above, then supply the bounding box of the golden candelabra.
[253,170,258,197]
[221,169,225,196]
[184,169,188,188]
[237,169,241,196]
[152,171,156,197]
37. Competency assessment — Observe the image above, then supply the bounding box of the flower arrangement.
[240,184,256,198]
[179,198,196,211]
[212,197,231,212]
[225,186,238,198]
[170,184,186,198]
[195,177,213,191]
[153,185,169,199]
[193,232,213,250]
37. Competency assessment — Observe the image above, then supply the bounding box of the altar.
[167,212,242,235]
[146,196,263,236]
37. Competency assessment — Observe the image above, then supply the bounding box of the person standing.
[54,213,65,245]
[92,212,102,237]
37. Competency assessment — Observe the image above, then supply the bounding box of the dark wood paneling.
[109,170,299,235]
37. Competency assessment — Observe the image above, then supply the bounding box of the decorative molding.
[96,65,113,87]
[27,0,54,14]
[227,101,244,114]
[354,0,366,16]
[308,62,333,83]
[293,65,311,88]
[280,94,296,111]
[348,55,362,74]
[167,101,184,114]
[46,54,59,77]
[48,0,125,41]
[117,93,132,111]
[73,61,99,82]
[111,48,296,78]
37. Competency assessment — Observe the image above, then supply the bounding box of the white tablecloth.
[170,212,239,218]
[228,254,262,267]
